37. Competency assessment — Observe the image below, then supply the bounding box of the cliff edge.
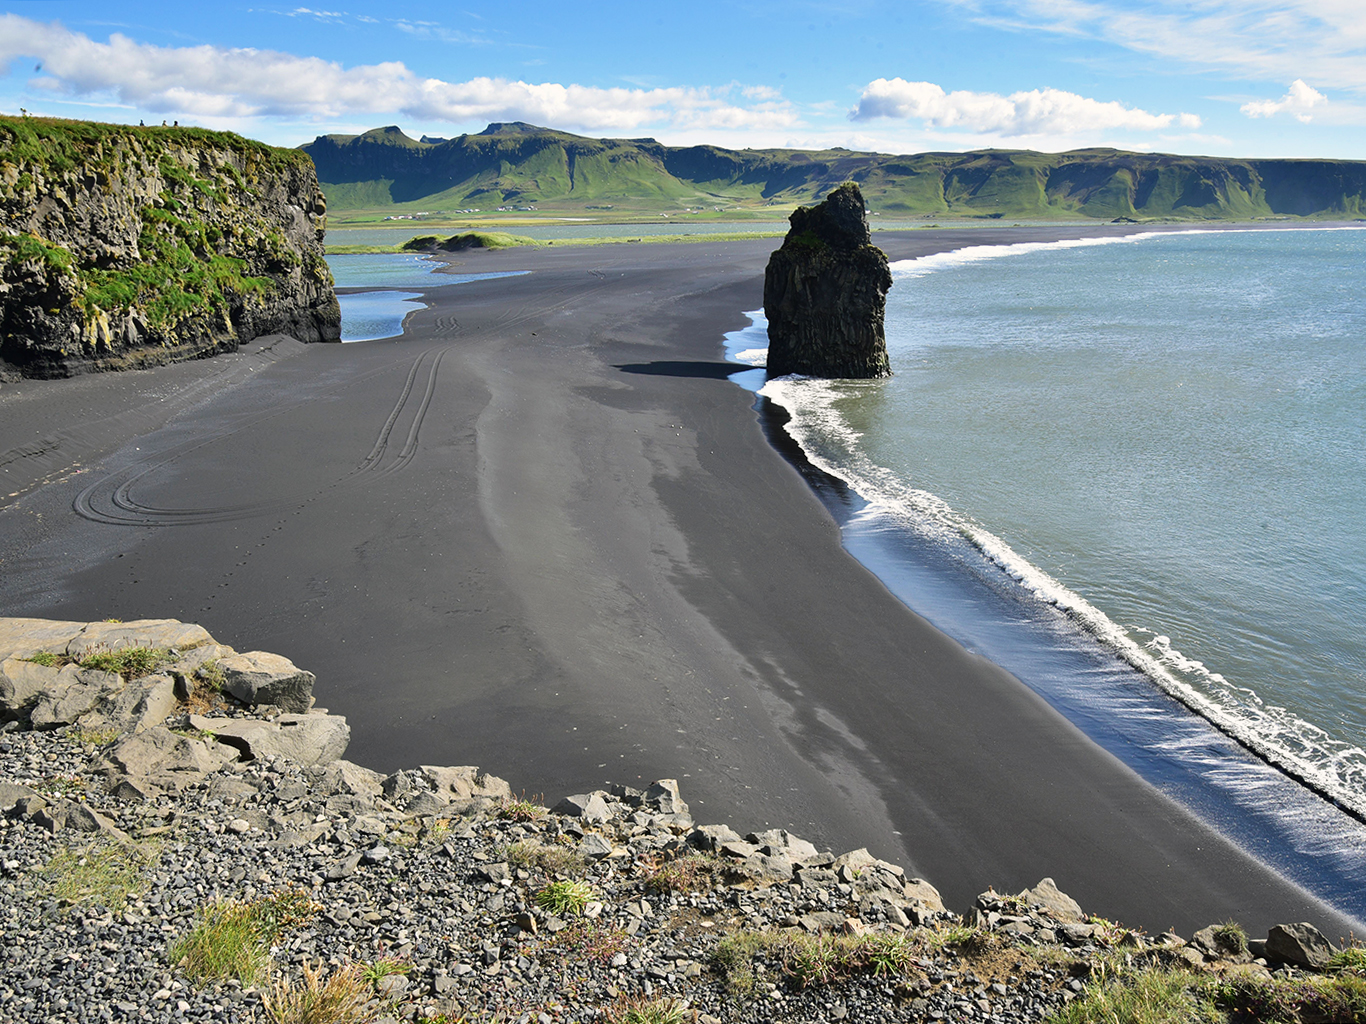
[763,182,892,379]
[0,115,341,379]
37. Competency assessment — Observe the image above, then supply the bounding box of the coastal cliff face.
[0,115,341,379]
[763,182,893,378]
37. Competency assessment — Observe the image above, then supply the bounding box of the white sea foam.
[761,370,1366,819]
[733,348,768,367]
[889,224,1366,281]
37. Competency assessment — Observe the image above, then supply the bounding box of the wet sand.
[1,225,1360,937]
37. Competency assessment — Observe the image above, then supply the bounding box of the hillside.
[302,122,1366,223]
[1,115,339,379]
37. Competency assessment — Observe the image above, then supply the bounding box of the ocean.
[727,226,1366,916]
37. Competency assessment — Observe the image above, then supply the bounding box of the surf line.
[719,234,1366,827]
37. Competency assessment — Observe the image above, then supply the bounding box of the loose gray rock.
[1266,922,1336,969]
[553,792,613,823]
[186,712,349,765]
[29,666,124,730]
[1021,877,1084,924]
[217,651,316,712]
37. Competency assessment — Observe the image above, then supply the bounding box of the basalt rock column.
[763,182,892,378]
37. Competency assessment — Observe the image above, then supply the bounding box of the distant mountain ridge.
[301,123,1366,221]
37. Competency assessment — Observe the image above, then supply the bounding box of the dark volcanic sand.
[1,226,1359,938]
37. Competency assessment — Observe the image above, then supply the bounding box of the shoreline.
[0,226,1361,938]
[722,226,1366,918]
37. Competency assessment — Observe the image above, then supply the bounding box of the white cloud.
[941,0,1366,93]
[850,78,1198,136]
[0,15,797,133]
[1241,79,1326,121]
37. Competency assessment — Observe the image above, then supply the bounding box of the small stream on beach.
[727,226,1366,921]
[326,253,527,341]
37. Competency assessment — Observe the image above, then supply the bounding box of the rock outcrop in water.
[763,181,892,378]
[0,115,340,379]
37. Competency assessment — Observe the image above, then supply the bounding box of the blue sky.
[2,1,1363,158]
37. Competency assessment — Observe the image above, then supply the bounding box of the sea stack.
[762,181,892,378]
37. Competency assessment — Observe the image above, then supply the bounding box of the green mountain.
[301,123,1366,222]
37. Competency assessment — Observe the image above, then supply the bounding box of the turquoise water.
[326,253,528,341]
[729,227,1366,912]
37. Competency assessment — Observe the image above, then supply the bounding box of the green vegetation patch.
[170,886,321,985]
[534,879,595,916]
[501,839,587,878]
[496,794,548,822]
[39,841,158,912]
[21,650,66,668]
[1050,965,1223,1024]
[400,230,537,252]
[78,645,173,679]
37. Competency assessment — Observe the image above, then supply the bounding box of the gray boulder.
[419,765,512,809]
[29,666,124,729]
[0,658,65,718]
[309,759,384,799]
[75,674,177,735]
[218,651,315,712]
[0,618,86,661]
[95,725,239,795]
[749,829,819,863]
[554,792,613,824]
[186,712,349,765]
[643,779,689,816]
[688,823,743,853]
[66,619,211,660]
[1020,878,1084,924]
[0,781,39,814]
[1266,922,1336,969]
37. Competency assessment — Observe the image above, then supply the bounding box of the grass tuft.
[40,841,156,912]
[65,725,122,747]
[603,997,691,1024]
[534,879,595,916]
[500,840,586,878]
[1049,966,1222,1024]
[1328,945,1366,975]
[78,645,172,679]
[263,961,372,1024]
[1213,920,1249,957]
[170,886,321,985]
[642,852,720,894]
[496,794,547,823]
[22,651,65,667]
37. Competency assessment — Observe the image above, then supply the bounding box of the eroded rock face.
[762,181,892,379]
[0,115,341,379]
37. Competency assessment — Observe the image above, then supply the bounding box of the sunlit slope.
[301,123,1366,221]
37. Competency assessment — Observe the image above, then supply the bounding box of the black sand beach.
[1,226,1359,939]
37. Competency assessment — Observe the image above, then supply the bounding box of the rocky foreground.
[1,617,1361,1024]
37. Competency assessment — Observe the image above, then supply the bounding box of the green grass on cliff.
[1,113,323,345]
[0,113,309,177]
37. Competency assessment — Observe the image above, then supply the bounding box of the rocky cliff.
[0,115,340,379]
[763,182,892,378]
